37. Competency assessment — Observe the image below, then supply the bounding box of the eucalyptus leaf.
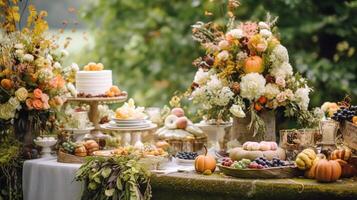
[105,188,115,197]
[101,167,112,178]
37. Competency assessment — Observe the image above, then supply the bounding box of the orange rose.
[32,99,43,110]
[26,99,33,110]
[1,79,13,90]
[33,88,43,99]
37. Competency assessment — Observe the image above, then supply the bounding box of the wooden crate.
[342,121,357,151]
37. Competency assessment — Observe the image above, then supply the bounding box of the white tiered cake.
[76,70,112,96]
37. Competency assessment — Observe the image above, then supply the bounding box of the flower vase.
[13,110,49,159]
[232,110,276,143]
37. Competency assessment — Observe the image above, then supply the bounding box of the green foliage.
[0,133,23,200]
[75,156,151,200]
[81,0,356,108]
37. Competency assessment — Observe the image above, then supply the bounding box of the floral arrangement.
[188,3,317,133]
[0,2,77,135]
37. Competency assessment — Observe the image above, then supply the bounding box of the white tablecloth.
[23,157,82,200]
[22,157,195,200]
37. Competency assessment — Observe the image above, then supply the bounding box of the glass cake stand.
[66,94,127,139]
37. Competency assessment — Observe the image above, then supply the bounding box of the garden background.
[34,0,356,112]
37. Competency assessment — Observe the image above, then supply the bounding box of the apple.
[176,117,188,129]
[171,107,185,117]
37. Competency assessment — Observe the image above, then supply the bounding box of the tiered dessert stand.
[101,122,157,147]
[66,95,128,139]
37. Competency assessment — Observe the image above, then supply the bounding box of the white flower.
[8,97,20,109]
[270,62,293,79]
[194,68,210,85]
[258,22,270,30]
[191,86,207,104]
[206,75,222,91]
[15,49,24,57]
[23,54,34,62]
[61,49,69,57]
[240,73,266,100]
[230,104,246,118]
[53,62,61,69]
[284,89,294,100]
[218,40,230,50]
[276,92,288,103]
[294,87,311,110]
[14,43,24,49]
[47,54,53,61]
[264,83,280,99]
[38,68,54,81]
[236,51,248,61]
[67,83,77,97]
[275,77,286,87]
[217,50,229,61]
[270,44,289,63]
[226,28,244,39]
[260,29,272,38]
[212,87,234,106]
[70,63,79,71]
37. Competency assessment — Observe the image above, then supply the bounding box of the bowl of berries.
[218,157,300,179]
[175,151,199,165]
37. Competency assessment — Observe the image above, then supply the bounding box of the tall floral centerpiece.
[188,3,317,142]
[0,2,77,145]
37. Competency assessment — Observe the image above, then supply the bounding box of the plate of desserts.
[103,99,157,130]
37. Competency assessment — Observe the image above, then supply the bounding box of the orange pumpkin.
[352,116,357,124]
[304,157,321,179]
[195,146,216,174]
[330,146,352,161]
[243,56,264,74]
[1,79,13,90]
[75,145,87,157]
[336,159,357,178]
[315,159,342,183]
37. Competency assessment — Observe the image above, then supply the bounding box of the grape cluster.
[332,106,356,122]
[62,141,76,154]
[176,152,198,160]
[248,157,286,169]
[221,157,234,167]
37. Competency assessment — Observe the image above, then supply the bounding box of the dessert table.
[23,158,357,200]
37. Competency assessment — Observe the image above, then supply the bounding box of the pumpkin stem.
[203,145,207,156]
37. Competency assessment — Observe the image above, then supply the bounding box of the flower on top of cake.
[105,85,122,97]
[115,98,147,120]
[83,62,104,71]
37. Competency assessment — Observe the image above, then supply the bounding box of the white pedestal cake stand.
[101,123,157,146]
[66,95,127,139]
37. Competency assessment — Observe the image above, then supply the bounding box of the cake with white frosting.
[76,70,112,96]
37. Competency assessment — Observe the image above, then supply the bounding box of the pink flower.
[41,93,49,103]
[218,40,230,50]
[275,77,286,88]
[217,50,229,61]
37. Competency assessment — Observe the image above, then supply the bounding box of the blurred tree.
[81,0,357,107]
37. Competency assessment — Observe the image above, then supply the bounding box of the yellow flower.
[169,96,181,108]
[15,87,28,101]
